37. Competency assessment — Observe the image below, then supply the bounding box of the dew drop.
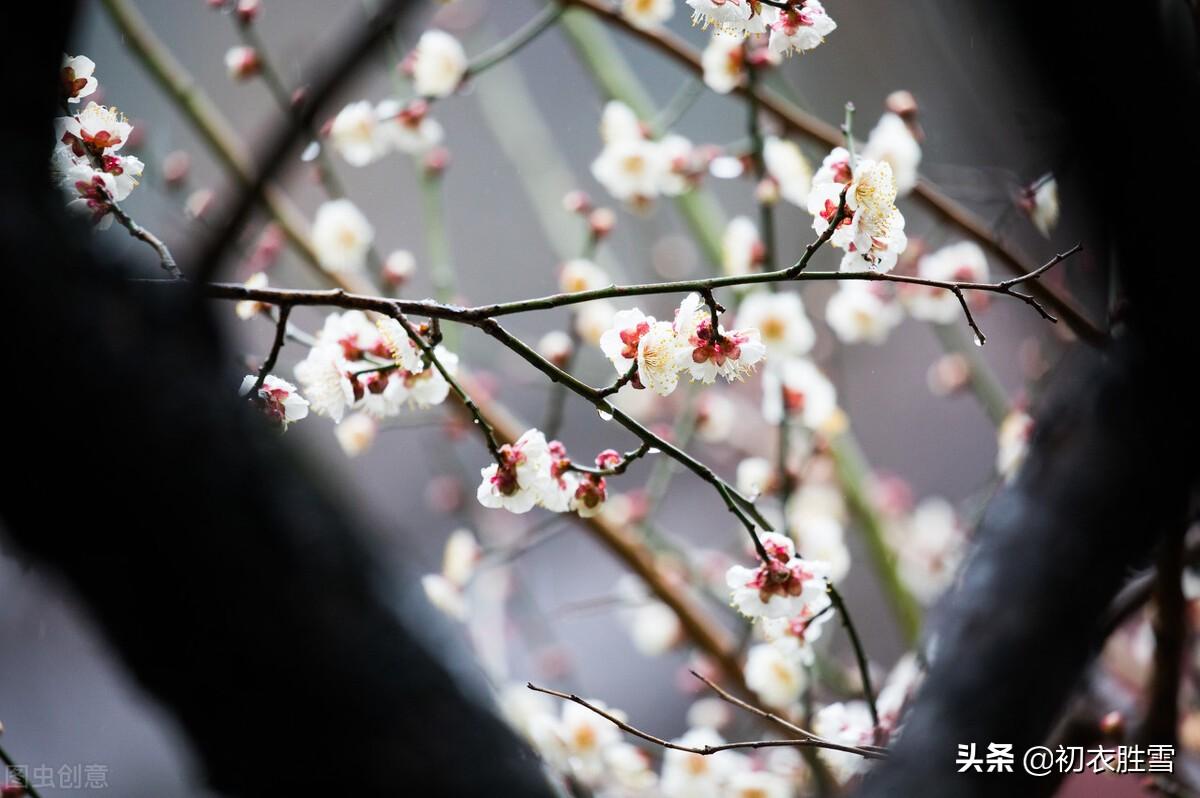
[300,141,321,162]
[597,406,614,422]
[973,335,984,347]
[647,447,661,455]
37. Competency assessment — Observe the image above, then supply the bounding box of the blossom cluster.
[292,310,456,425]
[591,101,707,205]
[686,0,837,58]
[52,55,145,229]
[599,292,767,396]
[476,429,619,518]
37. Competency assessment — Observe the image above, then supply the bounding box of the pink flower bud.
[562,190,592,215]
[424,146,450,175]
[235,0,261,23]
[225,46,261,80]
[588,207,616,238]
[162,150,191,187]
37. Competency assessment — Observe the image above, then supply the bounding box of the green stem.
[931,322,1010,426]
[829,431,922,646]
[466,3,566,78]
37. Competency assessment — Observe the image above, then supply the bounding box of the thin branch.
[464,3,565,80]
[1,741,44,798]
[107,197,182,278]
[567,442,651,477]
[527,683,887,760]
[828,584,880,736]
[596,360,638,399]
[248,304,291,394]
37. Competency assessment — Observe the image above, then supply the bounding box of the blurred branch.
[1137,526,1187,744]
[1,741,43,798]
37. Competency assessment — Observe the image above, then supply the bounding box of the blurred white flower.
[621,0,675,30]
[701,33,744,94]
[904,241,989,324]
[412,30,467,99]
[997,408,1034,480]
[762,357,837,430]
[737,291,815,359]
[312,199,374,273]
[825,283,904,345]
[560,258,610,293]
[721,216,763,276]
[862,112,921,196]
[813,701,876,783]
[764,136,813,207]
[334,412,378,456]
[745,642,807,709]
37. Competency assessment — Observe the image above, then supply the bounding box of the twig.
[464,3,565,80]
[596,361,639,399]
[0,741,43,798]
[106,196,183,278]
[248,304,291,394]
[527,683,887,760]
[567,442,651,477]
[827,584,880,736]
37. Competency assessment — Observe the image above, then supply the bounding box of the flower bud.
[562,190,592,215]
[224,46,261,80]
[383,250,417,286]
[588,207,617,238]
[537,330,574,368]
[235,0,261,23]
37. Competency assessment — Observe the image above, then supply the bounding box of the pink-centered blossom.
[725,532,831,620]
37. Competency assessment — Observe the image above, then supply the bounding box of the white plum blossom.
[57,102,133,155]
[694,391,737,442]
[375,316,426,373]
[761,357,838,429]
[560,258,610,293]
[591,101,700,204]
[61,164,116,229]
[736,456,773,498]
[997,408,1034,480]
[422,573,467,620]
[574,299,618,346]
[62,54,98,103]
[235,272,270,320]
[621,0,675,30]
[239,374,309,430]
[686,698,733,731]
[905,241,989,324]
[604,742,659,794]
[745,641,807,709]
[727,769,794,798]
[312,199,374,273]
[626,600,683,656]
[293,343,356,423]
[809,156,908,272]
[1023,175,1059,237]
[793,513,850,583]
[441,529,482,588]
[736,291,815,359]
[877,653,923,734]
[477,429,556,514]
[764,1,837,57]
[701,33,744,94]
[726,532,831,620]
[722,216,764,276]
[764,136,813,207]
[329,100,392,167]
[890,497,966,604]
[825,282,904,345]
[381,346,457,411]
[600,309,687,396]
[813,701,876,783]
[376,99,444,155]
[411,30,468,99]
[674,292,767,385]
[685,0,766,36]
[334,412,378,456]
[862,112,921,196]
[554,699,624,785]
[759,600,834,658]
[660,728,750,798]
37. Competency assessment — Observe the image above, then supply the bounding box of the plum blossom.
[57,102,134,157]
[1021,175,1059,237]
[62,54,98,103]
[862,112,922,196]
[759,599,834,658]
[477,429,555,514]
[793,513,850,583]
[889,497,966,605]
[604,742,659,794]
[736,456,773,498]
[621,0,675,30]
[541,699,625,786]
[722,216,764,276]
[616,578,684,656]
[329,100,391,167]
[334,412,378,456]
[745,641,807,709]
[591,102,701,204]
[764,0,837,57]
[660,728,750,798]
[761,357,838,429]
[809,156,908,272]
[726,769,794,798]
[825,282,904,345]
[726,532,831,620]
[312,199,374,273]
[376,99,444,155]
[685,0,767,36]
[239,374,309,429]
[575,299,618,346]
[674,292,767,384]
[559,258,610,293]
[61,164,116,229]
[600,309,688,396]
[997,408,1034,480]
[813,702,876,783]
[764,136,813,207]
[736,291,815,359]
[701,33,745,94]
[294,343,356,422]
[379,346,457,411]
[904,241,989,324]
[411,30,468,99]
